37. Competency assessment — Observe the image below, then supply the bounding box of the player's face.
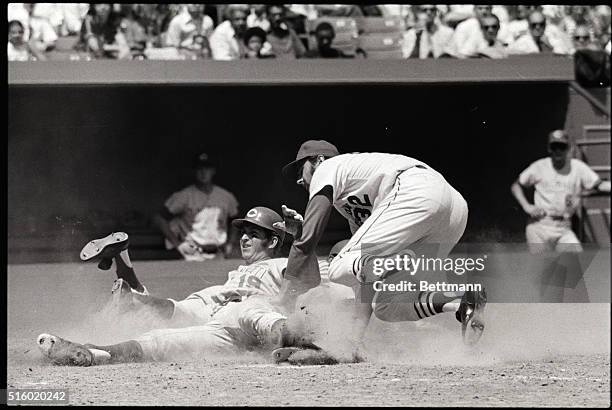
[195,167,215,185]
[240,224,275,264]
[548,143,569,162]
[297,157,320,191]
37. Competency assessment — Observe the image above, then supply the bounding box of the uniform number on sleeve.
[346,195,372,226]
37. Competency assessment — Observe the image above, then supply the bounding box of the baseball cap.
[232,206,286,242]
[282,140,339,180]
[192,152,216,169]
[548,130,570,146]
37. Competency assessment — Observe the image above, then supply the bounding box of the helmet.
[328,239,350,262]
[232,207,285,243]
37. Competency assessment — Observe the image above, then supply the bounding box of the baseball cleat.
[80,232,129,270]
[272,347,302,363]
[36,333,108,366]
[456,288,487,346]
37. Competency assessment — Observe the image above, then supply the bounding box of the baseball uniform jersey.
[164,184,239,259]
[285,152,469,322]
[519,157,601,252]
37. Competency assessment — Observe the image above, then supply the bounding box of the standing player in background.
[275,140,487,348]
[511,130,610,300]
[153,153,240,261]
[511,129,610,252]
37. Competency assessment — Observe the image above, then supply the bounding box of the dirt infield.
[7,259,611,406]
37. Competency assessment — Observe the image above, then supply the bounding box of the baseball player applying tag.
[276,140,487,348]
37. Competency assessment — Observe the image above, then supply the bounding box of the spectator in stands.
[8,3,31,41]
[507,10,573,55]
[402,5,453,59]
[75,4,130,59]
[209,5,248,60]
[506,5,541,41]
[29,3,60,53]
[247,4,270,32]
[572,25,598,51]
[139,4,176,48]
[243,27,275,58]
[8,20,46,61]
[304,22,352,58]
[118,4,148,56]
[58,3,89,36]
[473,14,508,58]
[448,5,513,58]
[265,4,306,59]
[165,4,214,51]
[572,24,610,87]
[153,153,240,261]
[507,5,574,53]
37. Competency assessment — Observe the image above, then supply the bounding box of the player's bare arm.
[511,180,546,218]
[277,188,334,311]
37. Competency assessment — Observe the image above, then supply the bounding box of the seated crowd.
[7,4,612,62]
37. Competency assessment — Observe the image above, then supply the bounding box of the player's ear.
[268,235,279,250]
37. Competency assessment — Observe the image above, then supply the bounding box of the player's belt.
[548,215,568,221]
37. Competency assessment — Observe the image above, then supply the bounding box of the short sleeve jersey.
[308,153,426,231]
[519,158,600,217]
[185,257,287,306]
[165,184,239,246]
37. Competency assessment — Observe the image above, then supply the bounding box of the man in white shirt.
[153,153,240,261]
[449,5,513,58]
[402,4,453,59]
[465,13,508,58]
[511,129,610,253]
[209,5,248,60]
[246,4,270,32]
[165,4,214,49]
[507,10,573,55]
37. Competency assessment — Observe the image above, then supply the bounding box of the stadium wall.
[8,58,579,262]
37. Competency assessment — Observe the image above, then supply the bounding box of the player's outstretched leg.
[80,232,146,293]
[455,288,487,346]
[37,333,145,366]
[37,333,108,366]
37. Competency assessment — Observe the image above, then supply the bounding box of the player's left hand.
[273,205,304,239]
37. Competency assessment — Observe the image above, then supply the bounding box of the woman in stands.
[75,4,130,59]
[8,20,46,61]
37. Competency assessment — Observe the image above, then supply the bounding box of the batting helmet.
[232,207,285,243]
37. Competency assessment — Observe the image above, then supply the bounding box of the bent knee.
[372,302,419,322]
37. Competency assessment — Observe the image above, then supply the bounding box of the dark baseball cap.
[192,152,216,169]
[232,206,286,242]
[548,130,570,146]
[282,140,339,180]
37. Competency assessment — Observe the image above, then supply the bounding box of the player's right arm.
[278,186,334,306]
[152,206,183,248]
[511,163,546,218]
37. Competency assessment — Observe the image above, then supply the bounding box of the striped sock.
[413,291,463,319]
